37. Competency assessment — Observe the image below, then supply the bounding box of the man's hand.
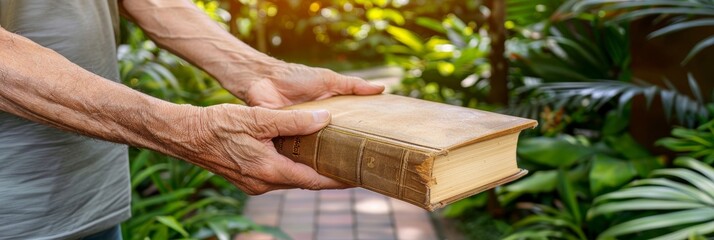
[0,28,348,194]
[230,62,384,108]
[177,104,348,194]
[120,0,384,109]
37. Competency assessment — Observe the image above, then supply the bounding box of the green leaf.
[386,26,424,52]
[651,220,714,240]
[589,155,636,195]
[134,188,195,209]
[651,168,714,199]
[683,35,714,65]
[207,221,230,240]
[132,163,169,188]
[649,19,714,39]
[594,186,697,204]
[156,216,189,238]
[613,8,714,23]
[505,170,558,193]
[517,137,594,167]
[415,17,445,33]
[590,199,706,217]
[597,208,714,239]
[442,193,488,217]
[630,156,664,178]
[558,169,582,224]
[606,134,651,159]
[130,149,153,176]
[436,61,455,76]
[254,226,291,240]
[675,157,714,182]
[501,170,558,204]
[511,215,586,239]
[630,178,714,205]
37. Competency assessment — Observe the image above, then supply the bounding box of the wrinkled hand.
[224,62,385,108]
[177,104,348,194]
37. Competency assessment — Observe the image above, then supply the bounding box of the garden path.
[236,188,440,240]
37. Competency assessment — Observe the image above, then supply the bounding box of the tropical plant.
[494,110,664,239]
[119,20,239,106]
[123,149,287,240]
[506,0,712,128]
[383,14,492,107]
[589,157,714,240]
[510,75,711,127]
[657,119,714,164]
[503,170,587,240]
[574,0,714,64]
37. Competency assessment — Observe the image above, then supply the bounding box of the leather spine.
[273,126,438,209]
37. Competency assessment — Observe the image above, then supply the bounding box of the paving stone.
[280,222,315,234]
[316,227,355,240]
[356,226,396,240]
[318,212,354,226]
[238,188,441,240]
[289,232,314,240]
[319,201,352,213]
[354,197,390,215]
[394,220,438,240]
[286,190,318,200]
[320,189,351,200]
[389,198,426,213]
[235,232,274,240]
[355,213,392,227]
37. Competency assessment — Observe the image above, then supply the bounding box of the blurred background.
[118,0,714,239]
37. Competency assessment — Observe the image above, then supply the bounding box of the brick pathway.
[236,188,439,240]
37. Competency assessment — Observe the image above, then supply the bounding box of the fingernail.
[312,110,330,123]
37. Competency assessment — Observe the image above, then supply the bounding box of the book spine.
[273,126,436,208]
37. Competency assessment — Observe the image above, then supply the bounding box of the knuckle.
[243,107,277,138]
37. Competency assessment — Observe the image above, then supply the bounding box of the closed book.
[273,94,537,211]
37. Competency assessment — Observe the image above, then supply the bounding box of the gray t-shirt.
[0,1,131,239]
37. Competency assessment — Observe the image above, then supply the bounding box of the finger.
[241,177,294,195]
[249,107,331,138]
[328,74,385,96]
[272,155,351,190]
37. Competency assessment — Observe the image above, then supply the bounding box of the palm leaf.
[597,208,714,239]
[591,158,714,239]
[576,0,714,64]
[509,79,709,127]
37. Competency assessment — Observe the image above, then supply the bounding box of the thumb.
[250,108,331,138]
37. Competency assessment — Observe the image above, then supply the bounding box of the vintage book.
[273,94,537,211]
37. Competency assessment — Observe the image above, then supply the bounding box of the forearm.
[0,27,197,157]
[120,0,280,99]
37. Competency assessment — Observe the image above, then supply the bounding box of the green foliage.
[504,171,588,240]
[499,108,714,239]
[123,149,287,240]
[496,112,664,238]
[589,157,714,239]
[574,0,714,64]
[658,119,714,164]
[384,14,491,106]
[511,77,711,127]
[119,21,239,106]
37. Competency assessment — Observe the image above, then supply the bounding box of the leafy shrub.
[589,157,714,240]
